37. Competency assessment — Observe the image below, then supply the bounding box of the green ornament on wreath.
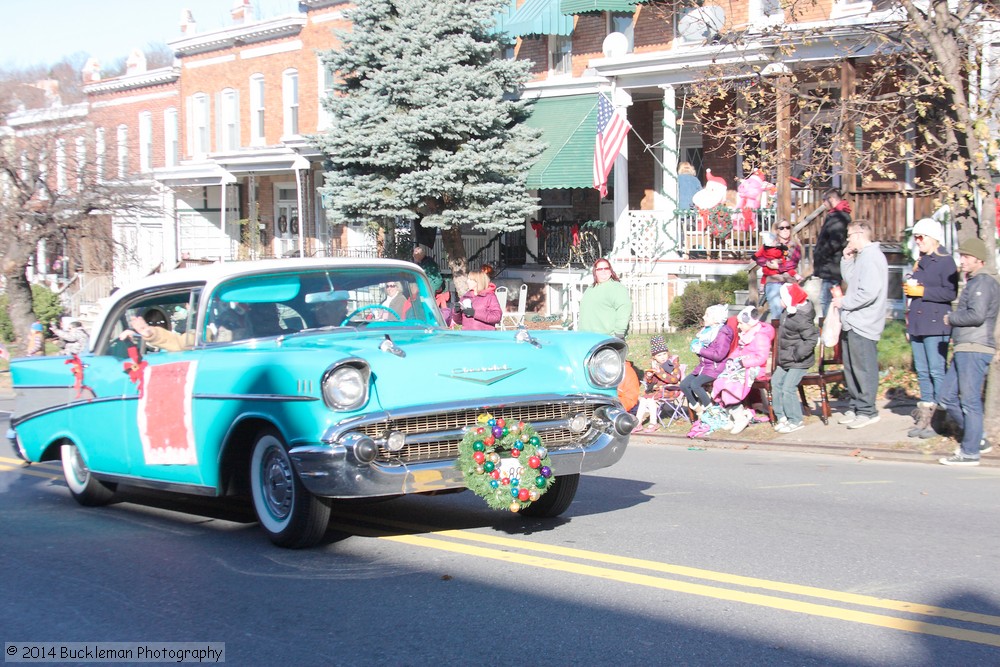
[456,413,554,512]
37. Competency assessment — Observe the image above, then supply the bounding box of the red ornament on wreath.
[457,412,555,512]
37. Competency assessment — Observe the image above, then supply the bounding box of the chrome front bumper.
[289,399,634,499]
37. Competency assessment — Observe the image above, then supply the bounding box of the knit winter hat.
[780,283,809,314]
[703,304,729,326]
[650,335,668,356]
[31,322,43,331]
[957,237,989,262]
[760,231,778,247]
[737,305,760,325]
[911,217,944,243]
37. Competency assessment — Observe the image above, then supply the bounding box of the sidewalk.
[641,395,998,467]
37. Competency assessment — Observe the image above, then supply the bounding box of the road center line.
[382,532,1000,648]
[756,483,820,489]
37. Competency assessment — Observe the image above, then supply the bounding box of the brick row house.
[5,0,997,328]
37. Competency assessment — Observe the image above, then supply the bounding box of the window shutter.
[186,95,194,158]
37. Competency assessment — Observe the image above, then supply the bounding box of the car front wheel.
[250,430,330,548]
[61,443,116,506]
[519,473,579,518]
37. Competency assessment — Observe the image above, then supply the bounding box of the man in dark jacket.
[813,189,851,317]
[938,237,999,466]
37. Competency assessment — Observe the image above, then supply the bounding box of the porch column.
[612,88,632,262]
[293,154,310,259]
[660,84,682,260]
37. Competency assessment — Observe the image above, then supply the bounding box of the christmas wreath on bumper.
[457,414,553,512]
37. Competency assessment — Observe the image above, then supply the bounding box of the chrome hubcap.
[261,446,293,520]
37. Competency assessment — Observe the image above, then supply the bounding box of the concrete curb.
[640,431,1000,467]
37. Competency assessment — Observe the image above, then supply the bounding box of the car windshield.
[204,266,442,343]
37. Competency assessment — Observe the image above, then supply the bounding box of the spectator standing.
[578,259,632,338]
[903,218,959,439]
[813,189,851,317]
[677,161,701,210]
[754,219,802,317]
[50,321,90,356]
[833,221,888,429]
[771,284,819,433]
[413,245,444,294]
[454,270,502,331]
[938,238,999,466]
[25,322,46,356]
[680,304,734,415]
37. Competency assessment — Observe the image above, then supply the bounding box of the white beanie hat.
[911,218,944,243]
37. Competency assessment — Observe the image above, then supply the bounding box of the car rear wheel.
[250,430,331,548]
[519,473,579,518]
[61,443,116,506]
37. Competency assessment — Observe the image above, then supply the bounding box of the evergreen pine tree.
[314,0,542,285]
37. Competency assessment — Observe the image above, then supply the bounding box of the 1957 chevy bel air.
[7,258,634,547]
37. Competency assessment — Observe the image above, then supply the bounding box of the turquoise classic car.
[7,259,634,547]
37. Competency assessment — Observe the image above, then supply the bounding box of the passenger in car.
[119,315,194,351]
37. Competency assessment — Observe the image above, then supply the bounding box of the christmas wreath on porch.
[456,413,554,512]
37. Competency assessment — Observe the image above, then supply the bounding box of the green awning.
[492,0,520,35]
[560,0,638,14]
[523,95,598,190]
[503,0,575,37]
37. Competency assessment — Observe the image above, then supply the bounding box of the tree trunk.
[4,270,36,348]
[441,226,469,296]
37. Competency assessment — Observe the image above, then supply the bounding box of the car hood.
[277,327,616,411]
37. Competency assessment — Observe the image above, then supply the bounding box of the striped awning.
[559,0,639,15]
[523,95,598,190]
[503,0,575,37]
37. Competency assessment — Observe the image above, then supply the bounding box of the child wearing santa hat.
[771,283,820,433]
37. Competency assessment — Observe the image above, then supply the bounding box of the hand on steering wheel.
[340,304,401,326]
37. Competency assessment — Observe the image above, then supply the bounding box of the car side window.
[103,288,201,357]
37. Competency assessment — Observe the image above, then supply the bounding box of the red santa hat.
[780,283,809,314]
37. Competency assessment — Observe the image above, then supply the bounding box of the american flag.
[593,94,632,198]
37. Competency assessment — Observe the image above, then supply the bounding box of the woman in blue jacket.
[902,218,958,438]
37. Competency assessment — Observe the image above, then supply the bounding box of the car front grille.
[357,402,600,464]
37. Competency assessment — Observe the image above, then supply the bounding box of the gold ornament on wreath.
[456,413,554,512]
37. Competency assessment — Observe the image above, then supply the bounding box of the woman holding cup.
[454,270,502,331]
[903,218,958,438]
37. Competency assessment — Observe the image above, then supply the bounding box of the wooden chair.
[749,319,780,424]
[797,340,845,425]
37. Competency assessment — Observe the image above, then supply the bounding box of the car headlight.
[322,362,370,410]
[587,346,624,388]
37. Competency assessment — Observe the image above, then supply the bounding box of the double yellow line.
[0,455,61,479]
[4,457,999,646]
[331,511,1000,648]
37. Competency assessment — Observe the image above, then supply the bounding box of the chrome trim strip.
[90,472,218,497]
[196,394,318,402]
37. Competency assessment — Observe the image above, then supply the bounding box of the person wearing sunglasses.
[902,218,958,439]
[813,189,852,317]
[578,259,632,339]
[754,220,802,317]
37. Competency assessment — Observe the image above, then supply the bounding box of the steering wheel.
[340,304,401,326]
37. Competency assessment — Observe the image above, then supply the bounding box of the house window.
[750,0,784,25]
[317,60,335,130]
[548,34,572,76]
[250,74,265,144]
[55,138,67,192]
[220,88,239,151]
[164,107,178,168]
[117,124,128,179]
[831,0,873,18]
[190,92,210,156]
[95,127,105,184]
[75,136,86,190]
[139,111,152,173]
[282,69,299,136]
[608,12,634,52]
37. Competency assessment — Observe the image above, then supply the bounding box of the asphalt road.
[2,416,1000,666]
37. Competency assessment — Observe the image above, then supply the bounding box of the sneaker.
[939,455,980,466]
[782,422,805,434]
[730,407,752,435]
[773,417,788,432]
[848,414,881,429]
[981,439,994,454]
[838,410,857,425]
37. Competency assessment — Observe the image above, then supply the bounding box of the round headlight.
[588,347,624,387]
[322,365,367,410]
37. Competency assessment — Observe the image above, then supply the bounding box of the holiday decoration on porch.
[457,413,553,512]
[692,169,733,240]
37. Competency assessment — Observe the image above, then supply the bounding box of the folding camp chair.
[658,364,689,427]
